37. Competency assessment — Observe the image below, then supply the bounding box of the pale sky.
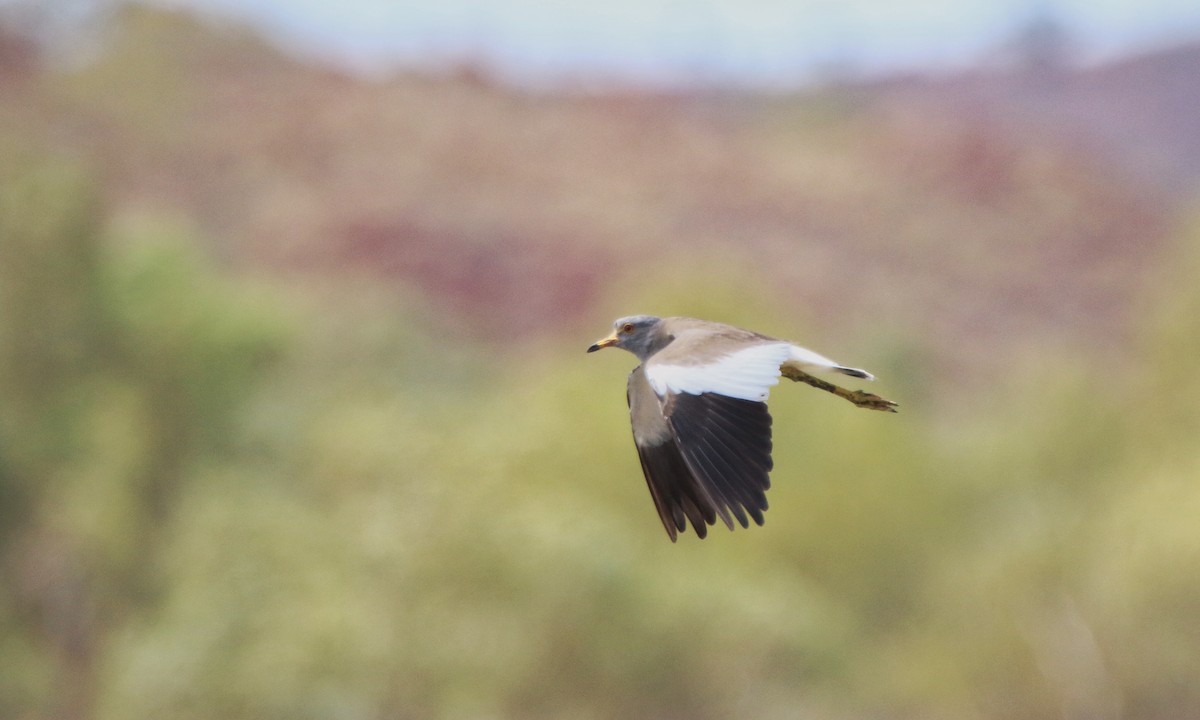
[158,0,1200,85]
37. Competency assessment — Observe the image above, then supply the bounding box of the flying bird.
[588,315,895,541]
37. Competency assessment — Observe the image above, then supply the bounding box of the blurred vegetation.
[3,151,1200,720]
[3,5,1200,720]
[0,155,285,719]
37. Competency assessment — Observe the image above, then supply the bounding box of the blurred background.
[2,1,1200,718]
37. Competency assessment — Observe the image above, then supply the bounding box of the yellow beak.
[587,332,620,353]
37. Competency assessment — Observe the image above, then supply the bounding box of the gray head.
[587,315,668,361]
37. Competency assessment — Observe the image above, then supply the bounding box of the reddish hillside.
[862,41,1200,193]
[8,5,1186,377]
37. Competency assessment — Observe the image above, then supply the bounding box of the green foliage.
[6,166,1200,718]
[0,156,287,719]
[0,159,108,488]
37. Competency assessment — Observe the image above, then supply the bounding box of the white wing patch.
[645,343,792,402]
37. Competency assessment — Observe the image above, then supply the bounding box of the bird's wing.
[660,389,773,532]
[628,349,777,540]
[628,366,717,540]
[644,340,790,401]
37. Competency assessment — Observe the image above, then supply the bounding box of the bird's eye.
[621,323,635,333]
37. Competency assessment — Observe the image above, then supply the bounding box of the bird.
[588,315,887,541]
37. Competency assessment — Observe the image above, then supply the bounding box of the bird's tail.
[833,365,875,381]
[785,344,875,381]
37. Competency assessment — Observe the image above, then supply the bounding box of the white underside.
[646,342,842,402]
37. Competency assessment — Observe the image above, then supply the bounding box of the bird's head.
[587,315,664,360]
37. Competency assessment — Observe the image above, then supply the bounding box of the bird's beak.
[587,332,620,353]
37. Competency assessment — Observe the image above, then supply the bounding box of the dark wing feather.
[631,429,713,540]
[626,366,774,540]
[662,391,773,531]
[628,367,720,540]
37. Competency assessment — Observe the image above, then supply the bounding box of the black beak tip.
[586,344,601,353]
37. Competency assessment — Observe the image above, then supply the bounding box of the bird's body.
[588,315,884,541]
